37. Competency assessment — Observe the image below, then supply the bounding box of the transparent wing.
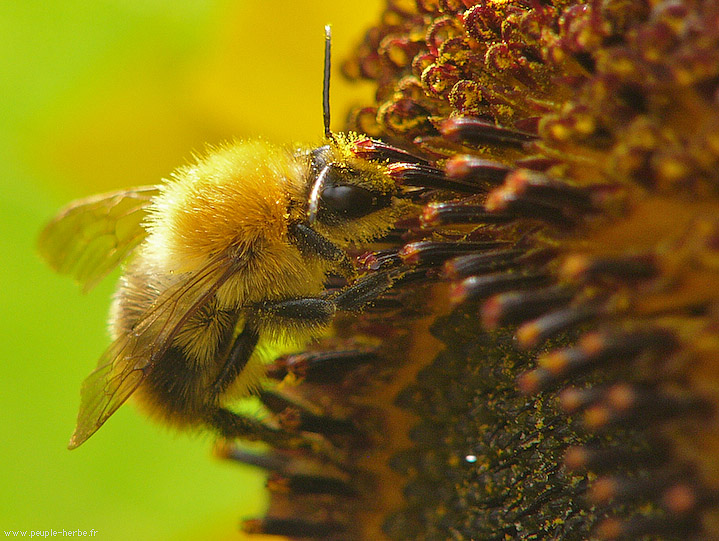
[68,252,240,449]
[38,186,159,292]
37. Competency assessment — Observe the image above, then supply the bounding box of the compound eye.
[321,184,377,218]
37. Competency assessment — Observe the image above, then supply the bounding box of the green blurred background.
[1,1,380,539]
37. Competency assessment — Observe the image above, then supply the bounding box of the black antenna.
[323,24,332,139]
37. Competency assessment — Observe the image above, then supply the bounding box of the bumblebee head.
[301,26,407,246]
[305,136,403,246]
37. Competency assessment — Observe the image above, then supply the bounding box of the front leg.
[289,222,354,277]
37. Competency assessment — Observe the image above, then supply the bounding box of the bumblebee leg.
[210,324,260,398]
[289,223,354,276]
[258,298,336,330]
[208,407,303,448]
[209,407,348,466]
[256,269,397,331]
[333,268,396,311]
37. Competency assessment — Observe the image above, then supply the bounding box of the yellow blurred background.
[1,1,381,539]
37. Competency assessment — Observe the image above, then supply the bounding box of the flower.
[228,1,719,539]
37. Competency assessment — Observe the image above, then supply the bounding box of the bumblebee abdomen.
[134,346,220,425]
[110,262,240,425]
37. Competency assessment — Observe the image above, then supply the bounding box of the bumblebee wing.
[67,338,145,449]
[38,186,159,292]
[68,252,239,449]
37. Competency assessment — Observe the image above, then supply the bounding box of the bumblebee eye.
[320,184,376,218]
[308,163,392,224]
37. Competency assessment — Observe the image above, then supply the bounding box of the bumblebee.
[39,28,411,449]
